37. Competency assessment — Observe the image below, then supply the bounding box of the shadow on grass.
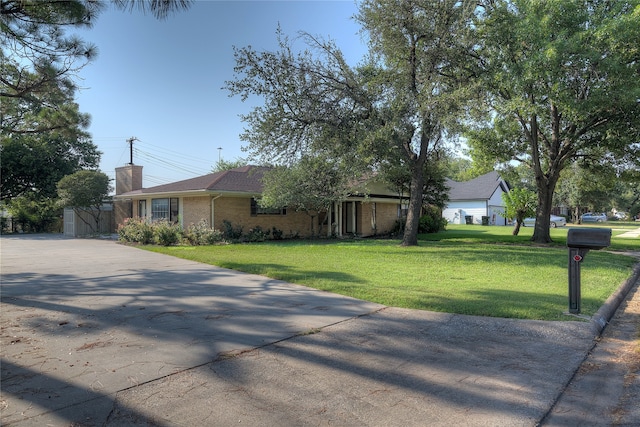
[213,262,365,285]
[148,237,635,320]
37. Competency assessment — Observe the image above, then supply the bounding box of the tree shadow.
[0,235,609,425]
[1,359,170,426]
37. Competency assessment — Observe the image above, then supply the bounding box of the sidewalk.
[541,274,640,426]
[1,235,638,426]
[617,227,640,238]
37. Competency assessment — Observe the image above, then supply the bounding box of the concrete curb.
[590,257,640,336]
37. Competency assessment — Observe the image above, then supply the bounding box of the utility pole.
[127,137,139,165]
[217,147,222,163]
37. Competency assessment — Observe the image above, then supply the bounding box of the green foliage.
[418,206,448,234]
[502,188,536,235]
[271,227,284,240]
[5,194,61,233]
[119,218,226,246]
[470,0,640,243]
[117,217,182,246]
[1,0,190,110]
[118,217,154,244]
[57,170,111,233]
[502,188,536,220]
[183,220,224,245]
[1,1,101,113]
[442,155,488,182]
[152,220,182,246]
[246,226,270,242]
[260,155,357,228]
[1,109,100,200]
[1,0,189,211]
[111,0,192,20]
[225,1,479,246]
[210,158,247,173]
[57,170,111,208]
[379,147,451,210]
[221,220,243,241]
[143,232,636,320]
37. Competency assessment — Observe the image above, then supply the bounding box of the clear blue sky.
[74,1,366,187]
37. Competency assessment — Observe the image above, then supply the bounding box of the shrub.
[246,225,270,242]
[184,220,224,245]
[390,219,404,236]
[118,217,154,244]
[271,226,284,240]
[418,206,447,234]
[153,220,182,246]
[221,220,243,241]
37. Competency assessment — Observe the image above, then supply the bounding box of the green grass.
[140,224,638,321]
[422,224,640,251]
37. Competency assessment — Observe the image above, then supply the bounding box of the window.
[251,198,286,216]
[398,205,408,219]
[151,198,179,222]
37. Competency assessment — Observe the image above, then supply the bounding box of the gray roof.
[118,166,268,197]
[446,171,508,201]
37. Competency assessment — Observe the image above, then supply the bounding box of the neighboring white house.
[442,171,510,225]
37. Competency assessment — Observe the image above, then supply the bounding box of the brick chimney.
[114,164,143,227]
[115,164,143,195]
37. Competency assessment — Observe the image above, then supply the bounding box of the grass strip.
[142,228,637,320]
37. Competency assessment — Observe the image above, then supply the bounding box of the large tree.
[1,0,191,204]
[1,0,192,106]
[1,61,99,200]
[1,131,99,200]
[467,0,640,243]
[260,154,357,237]
[226,0,478,246]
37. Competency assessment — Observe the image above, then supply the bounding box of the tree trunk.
[512,218,522,236]
[532,180,555,243]
[528,109,562,244]
[401,164,425,246]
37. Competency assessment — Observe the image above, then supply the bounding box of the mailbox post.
[566,228,611,314]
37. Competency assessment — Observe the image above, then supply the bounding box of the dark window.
[251,198,286,216]
[170,198,179,221]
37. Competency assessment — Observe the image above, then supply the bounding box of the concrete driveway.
[0,235,635,426]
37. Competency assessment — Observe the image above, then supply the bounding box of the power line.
[136,139,215,167]
[134,148,210,177]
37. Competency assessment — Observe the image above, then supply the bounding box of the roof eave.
[113,189,262,199]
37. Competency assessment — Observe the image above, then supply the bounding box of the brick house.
[113,165,405,238]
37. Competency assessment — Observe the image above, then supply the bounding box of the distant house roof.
[446,171,509,201]
[115,166,268,198]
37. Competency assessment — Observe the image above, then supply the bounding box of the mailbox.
[566,228,612,314]
[567,228,611,249]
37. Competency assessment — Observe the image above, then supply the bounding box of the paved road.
[1,235,638,426]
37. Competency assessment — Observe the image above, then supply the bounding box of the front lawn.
[141,225,638,321]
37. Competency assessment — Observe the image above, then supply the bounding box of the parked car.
[522,215,567,228]
[580,212,607,223]
[614,212,627,220]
